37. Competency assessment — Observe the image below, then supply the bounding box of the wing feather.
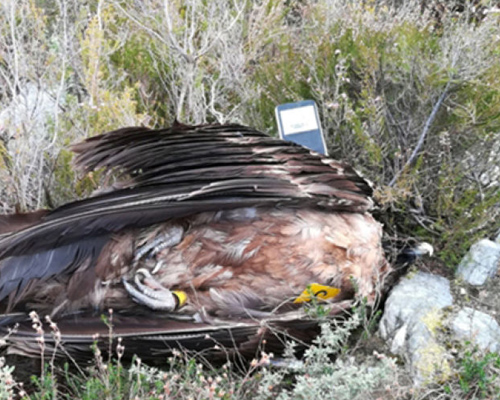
[0,235,108,306]
[0,304,350,360]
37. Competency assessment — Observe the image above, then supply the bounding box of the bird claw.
[133,226,183,268]
[151,260,165,275]
[122,268,179,311]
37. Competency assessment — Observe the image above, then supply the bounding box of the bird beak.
[414,242,434,257]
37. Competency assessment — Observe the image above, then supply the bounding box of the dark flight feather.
[0,124,372,261]
[0,303,350,361]
[0,235,108,308]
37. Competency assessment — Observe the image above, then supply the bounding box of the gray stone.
[379,272,453,384]
[451,307,500,352]
[456,239,500,286]
[380,272,453,342]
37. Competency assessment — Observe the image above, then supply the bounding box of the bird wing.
[0,301,352,361]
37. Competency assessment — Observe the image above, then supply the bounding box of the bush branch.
[389,80,452,187]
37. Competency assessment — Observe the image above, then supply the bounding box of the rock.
[451,307,500,352]
[456,239,500,286]
[380,272,453,342]
[379,272,453,384]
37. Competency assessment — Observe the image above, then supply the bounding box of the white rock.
[451,307,500,353]
[456,239,500,286]
[380,272,453,384]
[380,272,453,340]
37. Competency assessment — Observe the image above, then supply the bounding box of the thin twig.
[389,80,452,187]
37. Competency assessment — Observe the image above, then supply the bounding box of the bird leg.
[133,226,184,273]
[122,268,186,311]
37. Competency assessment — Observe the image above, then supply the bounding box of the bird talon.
[151,260,164,275]
[133,226,184,271]
[123,270,186,311]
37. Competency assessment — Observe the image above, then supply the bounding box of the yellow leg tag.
[172,290,188,309]
[293,283,341,304]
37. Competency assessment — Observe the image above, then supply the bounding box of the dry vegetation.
[1,0,500,398]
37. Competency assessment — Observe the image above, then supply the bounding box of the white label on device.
[279,105,318,135]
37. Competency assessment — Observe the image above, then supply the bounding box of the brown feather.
[0,210,48,235]
[66,260,96,301]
